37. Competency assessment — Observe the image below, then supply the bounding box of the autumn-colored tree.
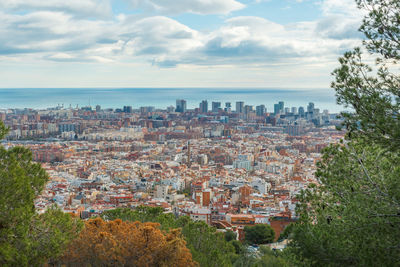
[60,218,198,267]
[102,207,238,267]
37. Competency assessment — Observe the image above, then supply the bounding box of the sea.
[0,88,342,113]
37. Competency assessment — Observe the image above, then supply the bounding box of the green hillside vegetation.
[244,224,275,245]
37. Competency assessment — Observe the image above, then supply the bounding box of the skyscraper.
[123,106,133,113]
[212,102,221,113]
[256,105,266,116]
[307,102,315,113]
[298,106,305,117]
[274,104,281,115]
[199,100,208,113]
[236,101,244,113]
[176,99,187,113]
[244,105,253,115]
[224,102,231,112]
[279,101,284,113]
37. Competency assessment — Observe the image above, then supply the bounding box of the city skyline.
[0,0,363,88]
[0,87,342,112]
[0,97,335,115]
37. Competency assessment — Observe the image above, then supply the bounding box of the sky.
[0,0,364,88]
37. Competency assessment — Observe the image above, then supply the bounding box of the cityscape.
[1,99,343,241]
[0,0,398,265]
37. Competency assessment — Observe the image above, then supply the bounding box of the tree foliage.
[224,230,237,242]
[102,207,237,267]
[0,123,8,140]
[233,246,289,267]
[179,219,236,267]
[255,246,290,267]
[244,224,275,245]
[289,0,400,266]
[358,0,400,60]
[277,223,294,242]
[333,0,400,151]
[60,218,197,267]
[291,140,400,266]
[0,121,82,266]
[102,206,178,230]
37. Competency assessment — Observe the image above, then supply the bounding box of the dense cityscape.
[1,99,344,242]
[1,0,399,265]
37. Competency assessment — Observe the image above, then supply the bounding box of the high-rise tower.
[236,101,244,113]
[176,99,187,113]
[212,102,221,113]
[199,100,208,113]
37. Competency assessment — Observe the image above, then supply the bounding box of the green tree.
[289,0,400,266]
[244,224,275,245]
[277,223,294,242]
[254,246,290,267]
[0,121,82,266]
[333,0,400,151]
[291,141,400,266]
[230,240,245,255]
[179,219,236,267]
[102,206,178,230]
[233,246,289,267]
[224,230,237,242]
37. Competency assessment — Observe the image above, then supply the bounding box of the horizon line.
[0,87,332,90]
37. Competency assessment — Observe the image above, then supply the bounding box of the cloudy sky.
[0,0,364,88]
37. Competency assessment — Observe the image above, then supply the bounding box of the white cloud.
[320,0,360,16]
[0,8,361,68]
[0,0,367,88]
[0,11,116,55]
[127,0,245,15]
[314,0,364,40]
[0,0,112,18]
[184,16,360,66]
[120,16,203,55]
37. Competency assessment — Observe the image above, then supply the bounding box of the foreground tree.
[244,224,275,245]
[277,223,294,242]
[291,140,400,265]
[60,218,197,267]
[0,121,82,266]
[233,246,289,267]
[333,0,400,151]
[224,230,237,242]
[178,218,236,267]
[290,0,400,266]
[102,207,237,267]
[102,206,178,230]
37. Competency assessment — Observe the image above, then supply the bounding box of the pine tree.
[0,121,82,266]
[289,1,400,266]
